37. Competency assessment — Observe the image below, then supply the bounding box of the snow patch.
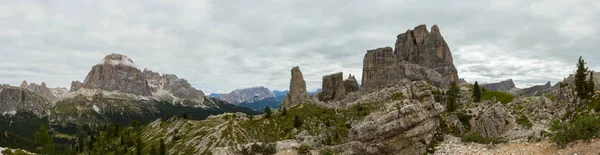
[92,104,101,113]
[98,54,138,68]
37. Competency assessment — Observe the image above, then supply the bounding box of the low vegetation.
[481,90,515,104]
[461,132,506,144]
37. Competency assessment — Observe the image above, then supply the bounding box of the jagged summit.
[99,53,137,68]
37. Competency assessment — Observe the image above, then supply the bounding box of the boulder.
[283,66,308,108]
[471,101,516,139]
[82,53,152,96]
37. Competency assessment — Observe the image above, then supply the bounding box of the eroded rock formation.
[343,81,444,154]
[395,24,458,82]
[283,66,308,108]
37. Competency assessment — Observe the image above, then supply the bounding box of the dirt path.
[435,136,600,155]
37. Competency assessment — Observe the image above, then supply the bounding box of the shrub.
[392,92,404,101]
[319,148,335,155]
[456,111,472,131]
[550,114,600,146]
[249,143,276,155]
[516,114,533,129]
[294,115,303,128]
[481,90,514,104]
[298,145,311,155]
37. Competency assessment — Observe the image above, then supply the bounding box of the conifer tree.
[294,115,303,128]
[446,82,460,112]
[264,106,272,118]
[473,81,481,102]
[281,106,288,116]
[160,139,166,155]
[575,56,591,100]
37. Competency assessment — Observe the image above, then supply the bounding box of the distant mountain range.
[480,79,552,96]
[0,53,258,144]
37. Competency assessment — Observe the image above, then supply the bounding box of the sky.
[0,0,599,94]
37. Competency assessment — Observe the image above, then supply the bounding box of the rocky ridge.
[214,86,275,105]
[481,79,517,92]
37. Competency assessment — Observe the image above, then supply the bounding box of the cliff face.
[0,87,51,116]
[144,69,207,106]
[82,54,152,96]
[395,25,459,83]
[361,25,459,93]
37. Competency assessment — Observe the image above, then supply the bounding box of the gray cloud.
[0,0,599,93]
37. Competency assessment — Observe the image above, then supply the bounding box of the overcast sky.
[1,0,599,94]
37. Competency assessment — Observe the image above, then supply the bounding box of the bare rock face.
[481,79,517,92]
[344,74,360,93]
[20,80,28,88]
[0,87,51,116]
[70,81,84,92]
[343,81,444,154]
[472,101,515,139]
[283,66,308,108]
[361,47,401,93]
[82,54,152,96]
[143,69,206,105]
[394,24,459,83]
[318,72,346,102]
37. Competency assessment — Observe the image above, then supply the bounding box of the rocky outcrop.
[70,81,84,92]
[394,24,458,83]
[472,101,516,139]
[481,79,517,92]
[216,86,275,104]
[360,25,459,93]
[82,54,152,96]
[282,67,308,108]
[561,71,600,90]
[319,73,360,102]
[0,87,51,116]
[360,47,447,93]
[318,72,346,102]
[343,81,444,154]
[344,74,360,93]
[361,47,401,93]
[523,81,552,96]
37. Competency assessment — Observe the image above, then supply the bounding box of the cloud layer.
[0,0,599,93]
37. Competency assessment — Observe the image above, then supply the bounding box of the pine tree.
[159,139,166,155]
[473,81,481,103]
[264,106,272,118]
[136,136,143,155]
[446,82,460,112]
[281,106,288,116]
[35,124,54,154]
[575,56,590,100]
[589,72,596,98]
[294,115,303,128]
